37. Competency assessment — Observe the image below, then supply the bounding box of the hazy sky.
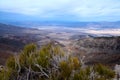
[0,0,120,21]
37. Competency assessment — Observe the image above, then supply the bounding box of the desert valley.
[1,22,120,67]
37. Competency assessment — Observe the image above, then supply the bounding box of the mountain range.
[0,11,120,29]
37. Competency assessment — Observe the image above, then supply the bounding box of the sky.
[0,0,120,22]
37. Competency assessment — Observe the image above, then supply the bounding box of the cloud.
[0,0,120,21]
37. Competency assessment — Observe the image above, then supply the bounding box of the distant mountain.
[0,11,120,29]
[0,21,120,30]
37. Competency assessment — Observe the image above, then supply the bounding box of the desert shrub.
[0,67,18,80]
[94,64,115,80]
[6,56,16,70]
[23,43,37,55]
[0,69,6,80]
[0,43,115,80]
[70,57,81,70]
[59,61,73,80]
[19,43,37,68]
[73,66,91,80]
[73,69,88,80]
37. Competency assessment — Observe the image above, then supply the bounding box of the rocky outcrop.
[74,36,120,66]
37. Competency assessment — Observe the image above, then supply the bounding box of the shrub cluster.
[0,43,115,80]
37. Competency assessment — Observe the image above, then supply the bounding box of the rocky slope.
[73,36,120,66]
[0,23,41,65]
